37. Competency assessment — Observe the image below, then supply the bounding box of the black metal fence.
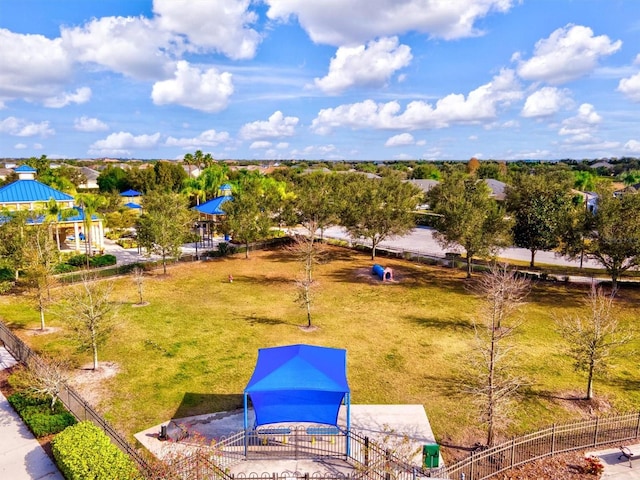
[442,412,640,479]
[0,321,154,477]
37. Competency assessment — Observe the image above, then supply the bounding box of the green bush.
[0,267,14,281]
[52,421,141,480]
[90,254,117,267]
[0,280,14,294]
[54,263,77,274]
[67,254,89,267]
[7,392,76,437]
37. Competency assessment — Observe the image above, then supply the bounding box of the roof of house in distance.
[193,195,232,215]
[0,179,74,203]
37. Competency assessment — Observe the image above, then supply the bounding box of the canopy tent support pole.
[243,393,248,457]
[346,392,351,457]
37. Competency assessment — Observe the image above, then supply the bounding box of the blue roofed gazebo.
[244,344,351,441]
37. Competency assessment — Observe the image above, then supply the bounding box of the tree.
[341,174,422,260]
[182,152,195,178]
[60,273,116,370]
[287,234,325,328]
[464,264,530,447]
[23,356,69,410]
[137,191,196,274]
[222,176,277,258]
[75,193,107,259]
[132,266,146,306]
[23,220,59,330]
[45,198,76,251]
[466,157,480,175]
[154,161,187,192]
[292,172,342,239]
[428,172,511,277]
[505,173,575,267]
[410,163,441,180]
[96,166,130,193]
[555,285,632,400]
[0,209,29,281]
[566,186,640,289]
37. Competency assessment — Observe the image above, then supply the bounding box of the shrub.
[0,280,14,294]
[54,263,77,274]
[52,421,141,480]
[67,254,89,267]
[0,267,14,281]
[90,254,117,268]
[217,242,229,256]
[7,392,76,437]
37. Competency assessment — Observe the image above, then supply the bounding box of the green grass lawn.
[1,245,639,449]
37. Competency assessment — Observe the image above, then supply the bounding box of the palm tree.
[45,198,75,251]
[182,177,207,206]
[75,193,107,259]
[183,152,195,178]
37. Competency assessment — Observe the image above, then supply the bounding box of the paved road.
[320,225,604,270]
[0,347,64,480]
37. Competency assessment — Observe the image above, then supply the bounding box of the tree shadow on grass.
[225,274,293,286]
[171,392,245,424]
[404,314,472,332]
[241,314,289,326]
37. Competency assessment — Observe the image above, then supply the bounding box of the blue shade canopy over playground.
[244,344,350,429]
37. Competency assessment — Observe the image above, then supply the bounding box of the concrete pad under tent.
[135,404,440,475]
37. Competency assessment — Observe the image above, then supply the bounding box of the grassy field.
[1,245,639,449]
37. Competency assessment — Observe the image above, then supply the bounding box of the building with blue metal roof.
[0,166,104,252]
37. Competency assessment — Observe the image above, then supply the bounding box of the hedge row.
[52,421,142,480]
[7,392,76,437]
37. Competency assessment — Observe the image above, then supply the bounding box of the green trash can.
[423,444,440,468]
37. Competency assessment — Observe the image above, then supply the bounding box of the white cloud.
[385,133,415,147]
[314,37,412,94]
[0,117,54,137]
[266,0,514,45]
[618,72,640,101]
[153,0,261,60]
[89,131,161,156]
[14,143,27,149]
[0,29,73,104]
[558,103,601,138]
[521,87,571,118]
[468,135,478,141]
[250,141,273,149]
[240,111,299,140]
[276,142,289,149]
[44,87,92,108]
[74,116,109,132]
[623,139,640,153]
[165,129,230,148]
[312,69,521,133]
[516,25,621,84]
[61,16,175,81]
[151,61,234,112]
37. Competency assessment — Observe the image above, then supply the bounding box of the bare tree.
[132,266,146,306]
[287,234,325,328]
[555,285,632,400]
[23,221,59,330]
[61,273,116,370]
[24,356,69,411]
[464,264,530,447]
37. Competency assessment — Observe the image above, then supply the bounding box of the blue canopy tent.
[244,344,351,452]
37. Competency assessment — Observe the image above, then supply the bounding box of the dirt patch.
[298,325,319,332]
[24,327,61,336]
[67,362,119,406]
[132,301,150,308]
[551,391,613,418]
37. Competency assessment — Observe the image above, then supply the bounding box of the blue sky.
[2,0,640,162]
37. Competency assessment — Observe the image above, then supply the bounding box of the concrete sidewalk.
[0,346,63,480]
